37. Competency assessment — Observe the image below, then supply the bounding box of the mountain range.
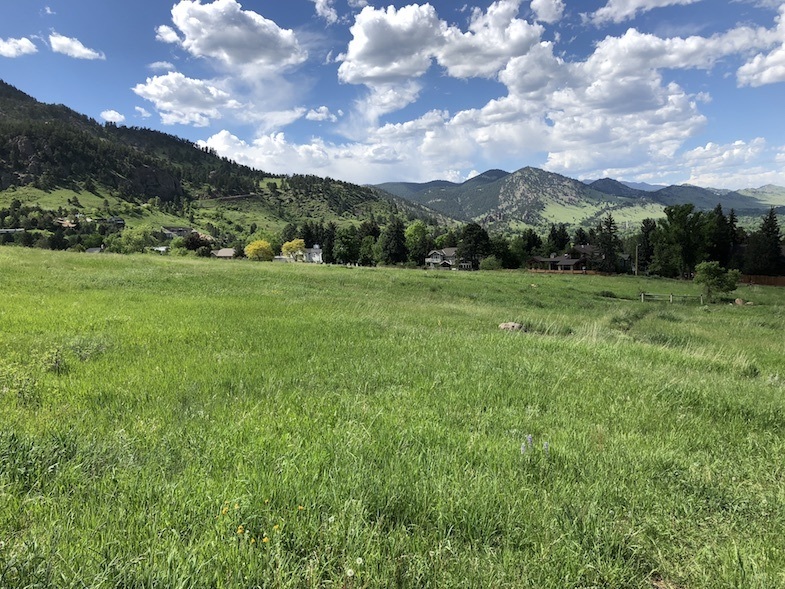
[1,78,784,235]
[377,169,785,232]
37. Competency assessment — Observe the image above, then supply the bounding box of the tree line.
[252,204,783,276]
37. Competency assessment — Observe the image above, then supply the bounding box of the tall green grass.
[1,249,783,588]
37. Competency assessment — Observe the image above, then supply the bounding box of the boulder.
[735,298,745,306]
[499,322,524,331]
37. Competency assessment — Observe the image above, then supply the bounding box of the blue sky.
[2,0,785,188]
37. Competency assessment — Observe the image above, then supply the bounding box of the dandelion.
[273,524,280,532]
[234,503,240,510]
[237,525,245,535]
[298,505,305,511]
[346,568,355,578]
[262,536,270,543]
[356,557,364,566]
[221,506,229,515]
[328,516,335,524]
[250,538,256,544]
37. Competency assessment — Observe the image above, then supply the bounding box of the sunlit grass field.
[1,248,784,588]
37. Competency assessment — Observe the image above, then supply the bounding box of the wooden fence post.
[669,294,673,303]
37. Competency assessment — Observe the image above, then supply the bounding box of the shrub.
[479,255,502,271]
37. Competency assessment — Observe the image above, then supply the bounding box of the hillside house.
[528,253,587,272]
[161,226,194,239]
[425,247,458,269]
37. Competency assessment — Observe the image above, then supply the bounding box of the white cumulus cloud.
[338,4,444,85]
[160,0,307,76]
[0,37,37,58]
[306,106,339,122]
[135,106,152,118]
[311,0,338,24]
[132,71,241,127]
[49,32,105,60]
[589,0,704,25]
[339,1,542,85]
[737,5,785,86]
[148,61,175,72]
[100,110,126,123]
[683,138,785,189]
[436,0,543,78]
[530,0,565,24]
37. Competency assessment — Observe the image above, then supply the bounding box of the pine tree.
[456,223,491,270]
[377,216,407,265]
[704,204,732,267]
[595,213,622,273]
[743,208,783,276]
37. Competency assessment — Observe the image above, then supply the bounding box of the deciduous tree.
[245,239,273,261]
[694,261,740,302]
[282,238,306,260]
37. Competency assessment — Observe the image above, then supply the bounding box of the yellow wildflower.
[298,505,305,511]
[273,524,280,531]
[237,525,244,535]
[262,536,270,543]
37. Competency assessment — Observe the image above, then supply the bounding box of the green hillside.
[0,80,447,236]
[1,248,784,587]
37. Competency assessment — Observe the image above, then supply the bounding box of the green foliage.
[456,222,491,269]
[404,220,432,265]
[743,208,783,276]
[244,239,273,261]
[594,213,623,273]
[105,226,155,254]
[650,204,705,277]
[377,216,407,265]
[281,238,306,260]
[333,225,360,265]
[358,235,376,266]
[479,255,502,270]
[694,261,740,302]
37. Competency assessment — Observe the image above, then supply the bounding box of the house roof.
[211,248,235,258]
[428,247,457,257]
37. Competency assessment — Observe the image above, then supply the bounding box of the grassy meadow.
[1,248,784,588]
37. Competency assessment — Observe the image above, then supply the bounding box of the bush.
[479,255,502,271]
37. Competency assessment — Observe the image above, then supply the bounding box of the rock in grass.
[499,322,524,331]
